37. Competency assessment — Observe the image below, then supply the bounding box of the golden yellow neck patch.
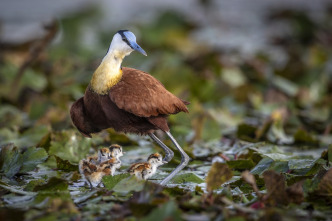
[90,54,123,95]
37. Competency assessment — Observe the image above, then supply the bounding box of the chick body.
[128,153,165,180]
[79,145,123,188]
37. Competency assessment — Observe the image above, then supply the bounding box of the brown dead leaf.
[263,170,288,206]
[286,181,304,204]
[206,163,233,192]
[241,170,261,197]
[317,168,332,203]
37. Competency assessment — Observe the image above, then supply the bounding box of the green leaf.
[112,176,146,194]
[293,128,319,145]
[20,147,48,173]
[0,144,23,178]
[269,161,289,173]
[170,172,204,184]
[33,177,69,192]
[0,125,49,148]
[250,158,274,175]
[103,173,131,190]
[54,155,78,172]
[206,163,233,192]
[33,177,71,202]
[236,123,257,142]
[49,130,92,164]
[142,200,182,221]
[226,159,255,170]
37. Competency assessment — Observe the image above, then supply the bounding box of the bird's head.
[98,148,111,162]
[109,30,147,57]
[147,153,165,166]
[109,144,124,158]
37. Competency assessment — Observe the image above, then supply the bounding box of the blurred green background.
[1,0,331,146]
[0,0,332,220]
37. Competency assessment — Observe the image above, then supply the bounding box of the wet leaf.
[226,159,255,170]
[112,176,146,194]
[250,158,274,175]
[49,130,92,164]
[0,144,23,178]
[236,124,257,142]
[142,200,182,221]
[103,173,131,190]
[24,179,47,192]
[33,177,68,192]
[54,155,78,172]
[293,129,319,145]
[20,147,48,173]
[206,163,233,192]
[170,172,204,184]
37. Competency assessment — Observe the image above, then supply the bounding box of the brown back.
[109,67,189,117]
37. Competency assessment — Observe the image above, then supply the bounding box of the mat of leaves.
[0,129,331,220]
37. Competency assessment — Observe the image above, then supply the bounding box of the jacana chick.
[79,147,110,180]
[85,147,111,164]
[108,144,124,171]
[128,153,166,180]
[79,145,123,188]
[83,157,120,189]
[70,30,190,185]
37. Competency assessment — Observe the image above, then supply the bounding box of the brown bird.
[70,30,190,185]
[128,153,165,180]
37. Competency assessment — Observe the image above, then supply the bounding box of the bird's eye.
[122,37,126,41]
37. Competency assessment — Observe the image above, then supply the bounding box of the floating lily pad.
[112,176,146,194]
[103,173,131,190]
[20,147,48,173]
[142,200,182,221]
[226,159,255,170]
[54,155,78,172]
[170,172,204,184]
[0,144,23,178]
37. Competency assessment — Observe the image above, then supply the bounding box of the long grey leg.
[149,133,174,162]
[159,131,190,185]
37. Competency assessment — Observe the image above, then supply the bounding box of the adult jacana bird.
[70,30,190,185]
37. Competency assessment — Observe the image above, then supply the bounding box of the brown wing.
[109,67,189,117]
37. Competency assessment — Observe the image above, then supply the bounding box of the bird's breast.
[90,63,123,95]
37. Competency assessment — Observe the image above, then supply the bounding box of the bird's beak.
[162,161,168,164]
[131,42,147,56]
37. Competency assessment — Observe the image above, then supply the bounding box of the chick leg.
[159,131,190,185]
[148,133,174,162]
[87,180,93,190]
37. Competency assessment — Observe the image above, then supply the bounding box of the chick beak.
[131,42,147,56]
[162,161,168,164]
